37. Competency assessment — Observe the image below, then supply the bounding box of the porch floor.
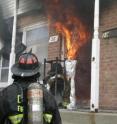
[60,109,117,124]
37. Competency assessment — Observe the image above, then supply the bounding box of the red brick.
[99,1,117,109]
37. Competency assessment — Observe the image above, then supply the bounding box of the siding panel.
[0,0,14,18]
[0,0,42,19]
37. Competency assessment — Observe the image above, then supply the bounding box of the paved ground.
[60,109,117,124]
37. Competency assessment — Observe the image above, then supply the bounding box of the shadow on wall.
[75,41,91,102]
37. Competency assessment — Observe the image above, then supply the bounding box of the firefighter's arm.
[43,87,62,124]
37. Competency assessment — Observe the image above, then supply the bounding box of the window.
[22,22,49,80]
[0,56,9,87]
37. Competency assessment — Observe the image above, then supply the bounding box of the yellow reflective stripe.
[8,114,23,124]
[44,113,53,123]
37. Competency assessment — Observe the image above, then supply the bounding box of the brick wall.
[48,41,61,60]
[99,1,117,109]
[47,28,62,60]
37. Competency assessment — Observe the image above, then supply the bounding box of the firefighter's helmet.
[11,52,40,77]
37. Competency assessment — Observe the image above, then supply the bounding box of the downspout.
[8,0,18,85]
[90,0,100,112]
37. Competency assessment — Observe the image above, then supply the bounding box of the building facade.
[0,0,117,110]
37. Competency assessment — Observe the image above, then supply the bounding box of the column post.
[8,0,18,85]
[90,0,100,112]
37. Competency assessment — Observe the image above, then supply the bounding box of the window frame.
[21,21,49,45]
[21,21,49,80]
[0,56,9,88]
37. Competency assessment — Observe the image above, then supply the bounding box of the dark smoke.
[0,6,12,44]
[100,0,116,11]
[42,0,116,30]
[0,6,12,59]
[43,0,94,34]
[0,6,26,59]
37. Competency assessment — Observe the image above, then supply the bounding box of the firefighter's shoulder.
[1,83,22,112]
[3,83,18,96]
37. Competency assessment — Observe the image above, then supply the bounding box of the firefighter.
[0,51,62,124]
[43,62,65,105]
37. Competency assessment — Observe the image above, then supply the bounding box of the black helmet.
[11,52,40,77]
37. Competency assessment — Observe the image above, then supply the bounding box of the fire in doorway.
[43,0,92,109]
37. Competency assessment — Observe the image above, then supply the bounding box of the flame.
[43,0,90,60]
[54,20,89,59]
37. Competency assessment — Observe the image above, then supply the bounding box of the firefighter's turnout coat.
[0,80,62,124]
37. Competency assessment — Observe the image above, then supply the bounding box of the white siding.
[0,0,14,18]
[0,0,42,19]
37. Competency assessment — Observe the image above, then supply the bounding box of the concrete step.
[60,109,117,124]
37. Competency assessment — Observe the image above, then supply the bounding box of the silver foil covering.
[65,59,77,110]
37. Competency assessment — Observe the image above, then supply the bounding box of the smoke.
[100,0,116,10]
[0,5,26,59]
[0,20,12,59]
[0,6,11,44]
[0,6,12,58]
[43,0,94,31]
[42,0,94,59]
[42,0,116,32]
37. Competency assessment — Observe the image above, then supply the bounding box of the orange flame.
[54,19,90,59]
[43,0,90,60]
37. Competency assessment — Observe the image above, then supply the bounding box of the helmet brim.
[11,63,40,77]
